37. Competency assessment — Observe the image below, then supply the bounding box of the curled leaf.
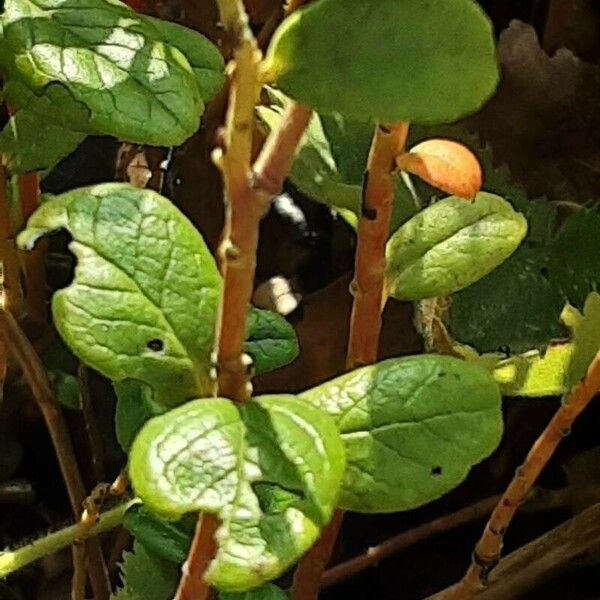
[129,396,345,590]
[396,139,482,199]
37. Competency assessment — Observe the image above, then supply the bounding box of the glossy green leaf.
[265,0,498,123]
[129,395,345,590]
[0,0,225,172]
[450,208,600,353]
[123,504,192,565]
[220,584,288,600]
[112,540,178,600]
[385,193,527,301]
[18,184,298,408]
[256,89,421,231]
[300,355,503,512]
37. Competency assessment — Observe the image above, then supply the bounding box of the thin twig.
[0,309,111,599]
[322,484,600,589]
[428,501,600,600]
[0,501,134,578]
[174,1,311,598]
[444,352,600,600]
[71,541,86,600]
[292,123,409,600]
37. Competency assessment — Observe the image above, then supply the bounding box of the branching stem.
[174,2,311,599]
[445,352,600,600]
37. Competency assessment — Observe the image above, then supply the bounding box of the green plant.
[0,1,598,600]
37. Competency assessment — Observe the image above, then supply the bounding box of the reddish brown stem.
[346,123,409,370]
[175,3,311,598]
[0,309,110,599]
[445,352,600,600]
[292,123,409,600]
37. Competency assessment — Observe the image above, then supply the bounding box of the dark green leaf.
[385,193,527,301]
[112,540,179,600]
[114,380,164,451]
[301,355,503,512]
[220,585,288,600]
[265,0,498,123]
[450,208,600,353]
[129,395,345,590]
[245,309,298,375]
[123,504,192,565]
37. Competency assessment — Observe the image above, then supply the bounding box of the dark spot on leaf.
[497,345,511,356]
[438,371,446,378]
[540,266,550,280]
[431,466,442,476]
[146,339,164,352]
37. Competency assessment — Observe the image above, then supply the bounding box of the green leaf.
[0,0,224,157]
[18,184,299,407]
[114,380,165,451]
[456,292,600,397]
[48,370,81,410]
[300,355,503,513]
[0,103,85,175]
[385,192,528,301]
[112,540,179,600]
[123,504,192,565]
[564,292,600,387]
[129,395,345,590]
[264,0,498,123]
[256,89,421,231]
[18,183,221,406]
[245,309,299,375]
[449,208,600,353]
[220,584,288,600]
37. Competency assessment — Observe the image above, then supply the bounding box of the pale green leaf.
[564,292,600,387]
[112,540,178,600]
[300,355,502,513]
[18,184,299,408]
[129,395,345,590]
[264,0,498,123]
[385,192,527,301]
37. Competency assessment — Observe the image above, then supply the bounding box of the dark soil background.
[1,1,600,599]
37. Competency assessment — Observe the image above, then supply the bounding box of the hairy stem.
[0,309,111,599]
[175,2,310,599]
[445,352,600,600]
[0,501,134,578]
[292,123,409,600]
